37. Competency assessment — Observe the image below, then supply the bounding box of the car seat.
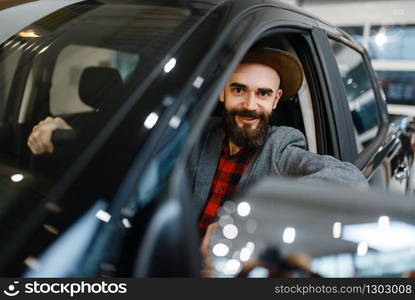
[64,66,124,128]
[269,96,305,135]
[31,66,125,175]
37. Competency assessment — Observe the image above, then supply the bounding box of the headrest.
[79,67,123,110]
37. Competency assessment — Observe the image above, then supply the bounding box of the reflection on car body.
[205,178,415,277]
[0,0,414,277]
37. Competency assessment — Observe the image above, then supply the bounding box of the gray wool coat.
[188,118,368,213]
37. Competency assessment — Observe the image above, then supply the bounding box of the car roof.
[196,0,338,26]
[0,0,82,44]
[0,0,356,46]
[197,0,357,45]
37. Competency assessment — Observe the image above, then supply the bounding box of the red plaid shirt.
[198,141,253,234]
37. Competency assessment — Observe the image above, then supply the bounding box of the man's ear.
[219,89,225,102]
[272,89,283,110]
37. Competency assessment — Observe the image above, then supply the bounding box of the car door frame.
[311,24,408,184]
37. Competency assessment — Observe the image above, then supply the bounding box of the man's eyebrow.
[230,82,247,89]
[257,87,274,94]
[230,82,274,93]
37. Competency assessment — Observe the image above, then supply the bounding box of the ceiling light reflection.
[193,76,204,88]
[212,243,229,257]
[18,42,27,50]
[223,224,238,239]
[357,241,368,256]
[343,221,415,251]
[333,222,342,239]
[24,256,40,270]
[43,224,59,235]
[248,266,269,278]
[283,227,296,244]
[122,218,132,228]
[237,202,250,217]
[246,242,255,253]
[39,45,49,54]
[168,116,181,129]
[240,247,252,261]
[18,30,40,38]
[95,210,111,223]
[224,259,241,275]
[11,173,24,182]
[378,216,390,233]
[164,58,176,73]
[375,32,387,46]
[144,112,159,129]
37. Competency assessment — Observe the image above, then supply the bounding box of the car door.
[312,25,414,194]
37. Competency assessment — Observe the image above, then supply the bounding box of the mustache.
[228,108,266,119]
[223,107,270,149]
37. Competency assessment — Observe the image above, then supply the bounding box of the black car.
[0,0,414,277]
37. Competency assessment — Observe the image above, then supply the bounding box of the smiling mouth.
[236,115,259,125]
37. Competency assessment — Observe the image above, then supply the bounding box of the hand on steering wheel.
[27,117,72,155]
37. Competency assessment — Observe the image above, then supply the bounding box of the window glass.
[368,24,415,60]
[377,70,415,105]
[0,1,204,273]
[50,45,139,116]
[366,24,415,108]
[329,40,380,153]
[0,46,22,124]
[0,1,198,182]
[342,26,364,44]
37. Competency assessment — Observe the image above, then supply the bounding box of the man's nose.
[243,91,258,110]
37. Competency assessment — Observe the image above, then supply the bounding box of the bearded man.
[189,48,367,234]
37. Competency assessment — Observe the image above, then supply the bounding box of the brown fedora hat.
[241,48,303,101]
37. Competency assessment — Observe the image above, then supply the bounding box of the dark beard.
[223,107,270,150]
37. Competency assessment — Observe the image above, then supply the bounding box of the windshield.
[0,0,203,242]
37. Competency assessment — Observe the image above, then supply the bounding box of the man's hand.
[27,117,72,155]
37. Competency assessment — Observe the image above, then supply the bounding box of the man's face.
[220,62,283,149]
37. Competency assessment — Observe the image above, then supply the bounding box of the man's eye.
[233,87,243,94]
[259,91,271,97]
